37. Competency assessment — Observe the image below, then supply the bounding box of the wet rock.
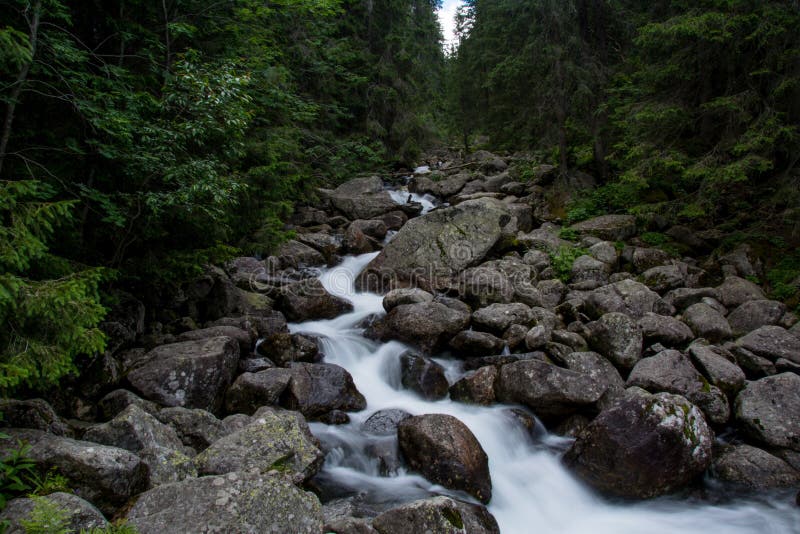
[282,363,367,419]
[735,373,800,451]
[156,407,226,452]
[238,356,275,373]
[274,239,326,269]
[0,429,147,515]
[382,288,434,312]
[398,414,492,503]
[728,300,787,336]
[224,368,292,415]
[585,279,662,320]
[736,325,800,364]
[127,336,239,413]
[450,366,498,405]
[0,399,70,436]
[98,389,160,421]
[561,351,625,401]
[177,325,253,355]
[399,351,449,401]
[563,392,713,499]
[638,312,694,348]
[255,332,319,367]
[296,232,342,265]
[497,359,607,418]
[277,278,353,321]
[688,342,746,397]
[357,198,511,292]
[717,276,766,308]
[411,172,473,198]
[449,330,506,358]
[571,215,636,242]
[585,312,643,371]
[0,493,108,534]
[194,407,323,483]
[711,444,799,489]
[361,409,413,436]
[126,471,323,534]
[343,221,379,254]
[372,496,499,534]
[370,301,470,354]
[627,350,729,425]
[682,303,732,343]
[472,303,533,335]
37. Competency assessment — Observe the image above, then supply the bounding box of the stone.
[84,404,184,453]
[156,407,226,452]
[177,326,253,355]
[631,247,671,273]
[717,276,766,308]
[638,312,694,348]
[224,368,292,415]
[627,350,729,425]
[138,445,197,487]
[274,239,326,269]
[361,409,413,436]
[0,493,108,534]
[0,399,69,436]
[457,266,515,307]
[472,303,533,335]
[449,330,506,358]
[563,391,713,499]
[281,362,366,419]
[449,366,498,405]
[357,198,512,292]
[98,389,159,421]
[382,288,434,312]
[585,312,643,371]
[711,444,799,489]
[398,414,492,503]
[560,351,626,400]
[682,303,732,343]
[688,342,746,397]
[329,176,398,220]
[276,278,353,321]
[372,496,499,534]
[571,215,636,241]
[537,279,567,308]
[735,373,800,451]
[585,279,662,320]
[193,407,323,483]
[569,255,610,290]
[399,352,449,401]
[126,336,239,413]
[736,325,800,364]
[497,359,607,418]
[728,300,787,336]
[588,241,618,266]
[663,287,721,310]
[640,265,686,293]
[126,471,323,534]
[525,325,549,350]
[369,301,470,354]
[0,429,147,515]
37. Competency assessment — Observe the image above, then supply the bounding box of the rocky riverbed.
[1,150,799,533]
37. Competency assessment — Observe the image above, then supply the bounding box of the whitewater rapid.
[289,252,799,534]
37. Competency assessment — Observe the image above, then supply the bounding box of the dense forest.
[2,0,799,391]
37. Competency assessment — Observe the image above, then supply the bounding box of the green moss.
[640,232,669,246]
[441,506,464,529]
[549,245,589,282]
[558,227,580,242]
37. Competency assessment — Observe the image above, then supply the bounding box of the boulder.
[630,247,671,273]
[560,351,625,401]
[640,265,686,293]
[177,325,253,355]
[361,409,413,436]
[735,373,800,451]
[138,445,197,487]
[0,492,108,534]
[382,288,434,312]
[126,336,239,413]
[688,342,746,397]
[372,496,499,534]
[457,266,515,307]
[0,429,147,515]
[84,404,184,453]
[627,350,729,425]
[224,368,292,414]
[563,391,713,499]
[585,279,662,320]
[398,414,492,503]
[0,399,69,436]
[728,300,787,336]
[588,241,618,266]
[193,407,323,483]
[329,176,399,220]
[276,278,353,321]
[472,303,533,335]
[682,303,732,343]
[711,444,799,489]
[569,255,611,290]
[524,325,549,350]
[449,330,506,358]
[663,287,721,310]
[357,198,511,292]
[736,325,800,364]
[497,359,607,418]
[571,215,636,241]
[449,366,498,405]
[126,471,323,534]
[717,276,766,308]
[411,172,473,198]
[98,389,159,420]
[399,352,449,400]
[585,312,643,371]
[369,301,470,354]
[156,407,226,452]
[273,239,326,269]
[281,363,366,419]
[638,312,694,348]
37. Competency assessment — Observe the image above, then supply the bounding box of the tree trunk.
[0,0,42,177]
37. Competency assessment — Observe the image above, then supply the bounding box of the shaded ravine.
[290,252,799,534]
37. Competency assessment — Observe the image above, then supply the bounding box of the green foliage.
[766,252,800,304]
[640,232,669,247]
[0,437,36,509]
[558,228,580,242]
[549,245,588,283]
[27,469,70,497]
[19,496,139,533]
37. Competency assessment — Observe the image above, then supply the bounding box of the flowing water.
[289,253,799,534]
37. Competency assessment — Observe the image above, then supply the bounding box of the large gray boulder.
[449,330,506,358]
[472,303,533,335]
[563,391,714,499]
[0,492,108,534]
[688,342,746,397]
[357,198,511,292]
[450,366,498,406]
[640,265,686,293]
[273,239,326,269]
[399,351,449,400]
[682,303,732,343]
[177,325,253,355]
[585,312,643,371]
[585,279,662,320]
[411,171,474,198]
[372,496,500,534]
[84,404,184,453]
[156,407,226,452]
[735,325,800,364]
[281,362,366,419]
[398,414,492,503]
[224,368,292,415]
[735,373,800,451]
[127,336,240,413]
[717,276,766,308]
[638,312,694,348]
[194,407,323,483]
[0,429,147,515]
[369,300,471,354]
[329,176,398,220]
[382,288,434,312]
[361,409,413,436]
[627,350,729,425]
[571,215,636,241]
[497,359,607,418]
[0,399,70,436]
[126,471,323,534]
[711,444,799,489]
[276,278,353,321]
[728,300,787,336]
